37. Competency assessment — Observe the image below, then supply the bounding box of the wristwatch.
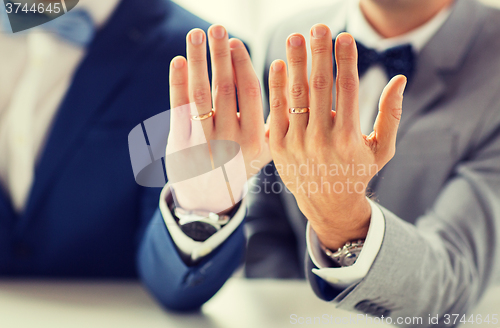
[172,206,230,242]
[320,239,365,267]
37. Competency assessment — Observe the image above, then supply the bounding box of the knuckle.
[337,76,358,92]
[246,140,264,159]
[232,52,248,65]
[188,55,206,65]
[215,82,235,97]
[289,132,304,148]
[332,135,350,151]
[270,79,286,89]
[307,130,327,149]
[170,79,186,88]
[309,128,325,142]
[192,87,210,104]
[243,82,261,97]
[289,83,307,100]
[340,131,356,145]
[311,45,330,56]
[271,98,284,110]
[390,106,402,121]
[377,146,396,162]
[336,54,357,64]
[288,56,305,66]
[213,48,230,59]
[311,74,331,91]
[270,138,286,153]
[216,128,236,140]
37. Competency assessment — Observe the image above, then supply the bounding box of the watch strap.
[171,206,231,242]
[321,239,365,267]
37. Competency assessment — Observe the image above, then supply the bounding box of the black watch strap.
[179,221,219,242]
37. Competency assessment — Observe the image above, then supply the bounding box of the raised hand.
[166,25,271,214]
[268,25,407,250]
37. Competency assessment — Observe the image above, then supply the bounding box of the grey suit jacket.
[246,0,500,325]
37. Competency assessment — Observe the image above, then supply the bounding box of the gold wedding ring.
[289,107,310,114]
[191,109,215,121]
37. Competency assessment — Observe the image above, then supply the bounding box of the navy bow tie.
[42,9,95,47]
[1,5,94,47]
[356,41,415,83]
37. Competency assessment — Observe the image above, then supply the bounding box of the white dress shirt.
[160,0,453,289]
[0,0,120,212]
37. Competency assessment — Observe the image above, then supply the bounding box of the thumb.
[371,75,407,161]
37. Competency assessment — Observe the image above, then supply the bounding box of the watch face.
[341,252,359,266]
[180,221,218,242]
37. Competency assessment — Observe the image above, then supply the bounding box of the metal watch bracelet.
[320,239,365,267]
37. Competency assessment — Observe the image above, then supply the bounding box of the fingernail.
[312,25,327,39]
[338,33,353,45]
[172,57,184,69]
[289,35,302,47]
[399,78,407,95]
[211,25,225,40]
[272,61,283,72]
[191,30,203,45]
[229,38,242,49]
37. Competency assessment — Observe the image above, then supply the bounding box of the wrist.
[171,186,240,215]
[309,196,371,250]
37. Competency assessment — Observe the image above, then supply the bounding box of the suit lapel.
[397,0,488,138]
[395,64,446,141]
[17,0,168,231]
[370,0,488,190]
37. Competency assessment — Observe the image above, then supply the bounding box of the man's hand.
[167,25,271,214]
[268,25,407,250]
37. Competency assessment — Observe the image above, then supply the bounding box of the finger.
[187,29,214,136]
[229,38,264,136]
[334,32,360,135]
[371,75,407,161]
[268,60,289,142]
[208,25,238,129]
[309,24,334,128]
[286,33,309,132]
[169,56,191,142]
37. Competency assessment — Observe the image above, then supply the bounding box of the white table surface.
[0,278,499,328]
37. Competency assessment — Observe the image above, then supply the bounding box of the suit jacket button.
[366,303,380,315]
[374,306,388,317]
[355,300,372,313]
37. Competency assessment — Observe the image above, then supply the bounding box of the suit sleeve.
[134,166,247,312]
[136,204,246,311]
[307,103,500,326]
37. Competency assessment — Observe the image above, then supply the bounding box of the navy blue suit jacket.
[0,0,246,310]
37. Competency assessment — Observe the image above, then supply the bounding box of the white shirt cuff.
[306,198,385,288]
[159,184,247,262]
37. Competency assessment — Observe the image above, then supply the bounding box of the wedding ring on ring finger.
[191,109,215,121]
[289,107,310,114]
